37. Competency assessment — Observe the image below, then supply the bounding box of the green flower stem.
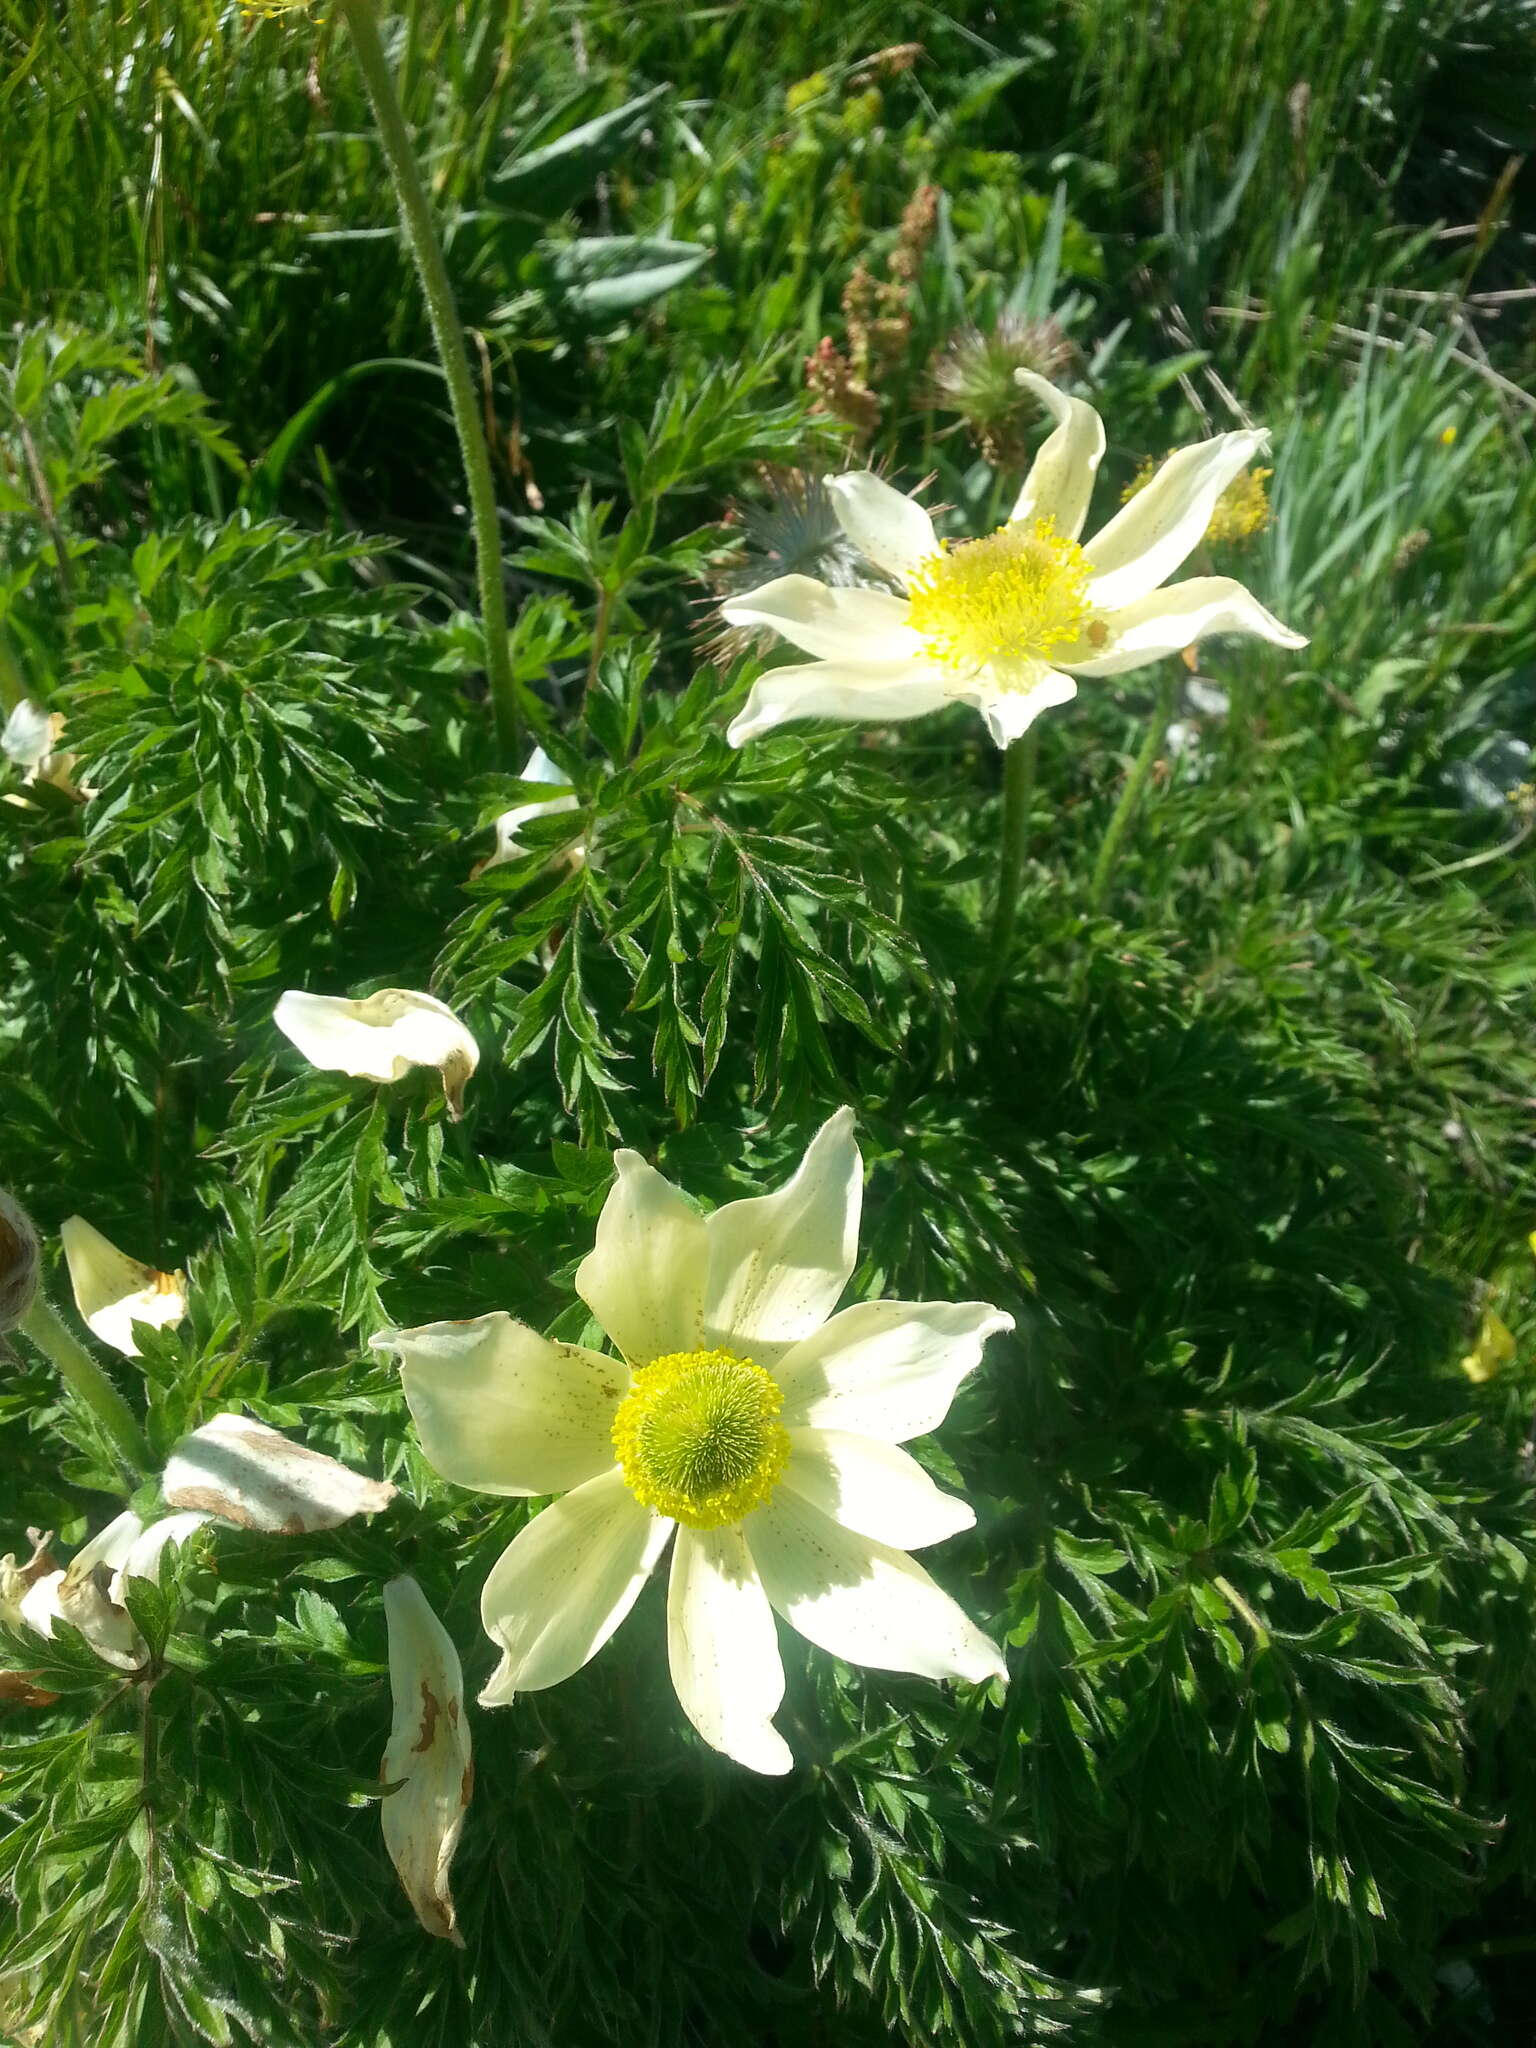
[336,0,520,761]
[983,728,1039,1002]
[18,1293,149,1475]
[1088,666,1179,914]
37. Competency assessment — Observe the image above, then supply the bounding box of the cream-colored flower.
[273,988,479,1119]
[373,1111,1010,1775]
[60,1216,187,1358]
[479,746,581,874]
[15,1508,208,1671]
[721,375,1306,749]
[1,699,93,801]
[381,1577,472,1945]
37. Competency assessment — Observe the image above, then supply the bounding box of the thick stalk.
[1088,667,1179,914]
[19,1294,149,1474]
[337,0,520,760]
[983,729,1038,1001]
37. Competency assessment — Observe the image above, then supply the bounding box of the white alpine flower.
[372,1110,1010,1775]
[721,374,1307,749]
[60,1215,187,1358]
[273,988,479,1119]
[381,1576,472,1945]
[479,745,581,874]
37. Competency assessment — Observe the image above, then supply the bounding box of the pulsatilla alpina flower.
[373,1110,1011,1775]
[722,374,1306,749]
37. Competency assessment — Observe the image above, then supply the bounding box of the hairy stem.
[1088,666,1179,914]
[982,729,1039,1003]
[18,1294,149,1475]
[337,0,520,760]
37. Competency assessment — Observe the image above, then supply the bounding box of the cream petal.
[667,1525,792,1774]
[1,700,57,775]
[273,988,479,1119]
[825,472,940,586]
[60,1215,187,1359]
[575,1151,709,1366]
[161,1412,396,1532]
[483,745,580,871]
[747,1490,1006,1684]
[478,1468,672,1703]
[372,1312,626,1498]
[69,1510,145,1579]
[782,1428,976,1550]
[381,1576,473,1946]
[115,1512,209,1602]
[1084,429,1269,611]
[720,576,919,664]
[775,1299,1013,1443]
[726,657,953,747]
[1009,374,1107,540]
[17,1569,65,1640]
[962,667,1077,748]
[704,1109,861,1355]
[1058,575,1308,678]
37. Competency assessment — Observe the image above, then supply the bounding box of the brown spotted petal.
[381,1576,472,1945]
[162,1413,396,1534]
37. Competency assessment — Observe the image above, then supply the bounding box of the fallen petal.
[60,1216,187,1359]
[274,988,480,1120]
[162,1412,396,1534]
[381,1576,473,1945]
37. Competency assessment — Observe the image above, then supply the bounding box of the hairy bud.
[0,1189,40,1334]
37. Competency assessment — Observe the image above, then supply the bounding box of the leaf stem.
[337,0,520,761]
[18,1293,149,1476]
[982,729,1038,1003]
[1088,667,1179,914]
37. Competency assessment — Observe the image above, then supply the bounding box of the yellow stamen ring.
[905,514,1096,686]
[612,1348,790,1530]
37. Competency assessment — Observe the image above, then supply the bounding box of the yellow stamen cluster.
[612,1349,790,1530]
[904,517,1095,684]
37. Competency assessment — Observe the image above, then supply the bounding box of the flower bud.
[0,1188,40,1334]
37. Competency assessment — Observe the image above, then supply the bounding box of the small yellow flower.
[1460,1310,1515,1384]
[1440,425,1458,447]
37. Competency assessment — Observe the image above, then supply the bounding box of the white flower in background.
[478,745,581,875]
[274,988,479,1120]
[373,1110,1010,1776]
[381,1576,472,1945]
[162,1411,397,1532]
[721,374,1306,749]
[61,1215,187,1358]
[14,1508,208,1672]
[1,700,57,778]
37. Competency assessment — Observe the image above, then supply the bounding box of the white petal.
[704,1109,861,1355]
[382,1576,473,1946]
[825,472,939,586]
[373,1312,625,1497]
[273,989,479,1119]
[962,668,1077,748]
[482,746,580,871]
[115,1512,210,1602]
[27,1546,147,1672]
[60,1216,186,1358]
[17,1569,64,1639]
[1009,375,1106,540]
[727,657,953,747]
[2,700,59,775]
[162,1412,396,1532]
[720,576,919,663]
[667,1525,791,1774]
[775,1299,1013,1442]
[1060,575,1308,678]
[747,1490,1006,1683]
[478,1468,672,1702]
[782,1428,976,1549]
[575,1151,709,1365]
[1084,429,1269,611]
[69,1510,145,1579]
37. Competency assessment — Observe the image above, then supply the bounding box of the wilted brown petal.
[381,1576,472,1945]
[162,1413,396,1534]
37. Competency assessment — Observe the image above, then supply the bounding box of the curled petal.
[1059,575,1308,678]
[825,472,939,586]
[1084,430,1269,611]
[162,1412,396,1533]
[479,1468,672,1703]
[575,1152,709,1366]
[61,1216,186,1358]
[1010,374,1106,540]
[274,988,480,1120]
[727,657,952,747]
[667,1525,791,1774]
[782,1428,976,1549]
[747,1489,1006,1684]
[720,576,919,663]
[775,1299,1013,1442]
[963,668,1077,748]
[382,1576,473,1946]
[373,1312,625,1497]
[705,1109,862,1355]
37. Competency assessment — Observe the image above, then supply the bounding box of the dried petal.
[162,1412,396,1533]
[381,1577,473,1945]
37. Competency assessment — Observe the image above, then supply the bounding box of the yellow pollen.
[904,516,1095,684]
[611,1348,790,1530]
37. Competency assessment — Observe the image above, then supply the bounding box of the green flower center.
[612,1348,790,1531]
